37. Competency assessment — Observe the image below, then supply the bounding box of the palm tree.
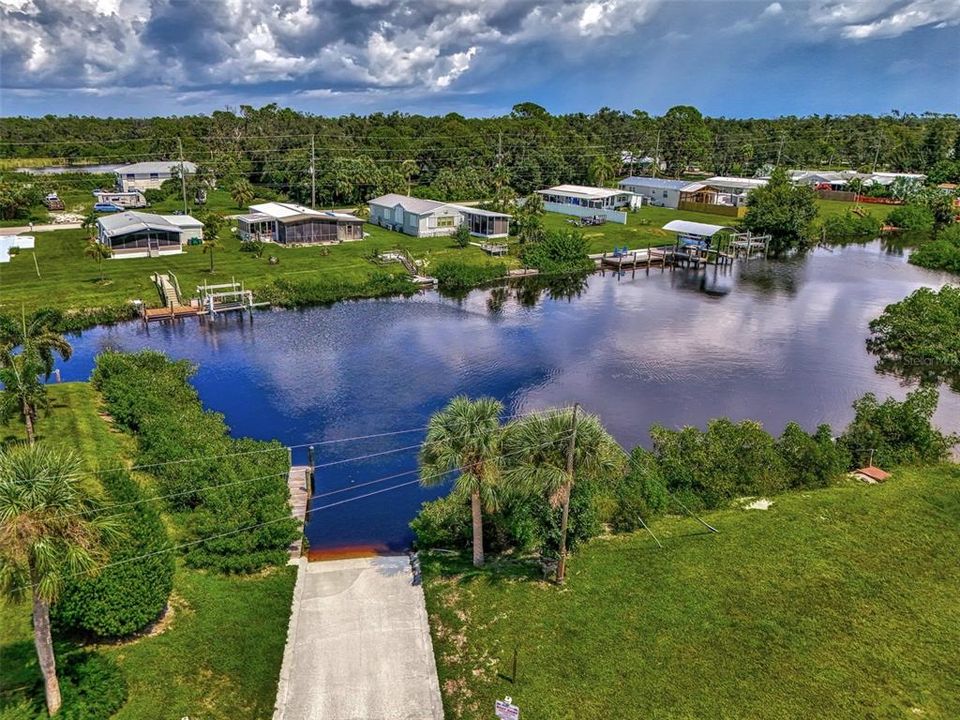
[588,155,616,187]
[0,444,118,716]
[399,159,419,195]
[230,178,255,209]
[198,211,225,273]
[0,353,47,445]
[0,307,72,378]
[419,396,504,567]
[502,406,623,583]
[84,236,112,282]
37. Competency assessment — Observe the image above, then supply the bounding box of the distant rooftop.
[115,161,196,175]
[619,176,700,191]
[249,202,360,222]
[537,184,631,200]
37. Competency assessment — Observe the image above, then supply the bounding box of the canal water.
[52,240,960,552]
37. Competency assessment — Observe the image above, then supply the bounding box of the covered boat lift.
[661,220,738,267]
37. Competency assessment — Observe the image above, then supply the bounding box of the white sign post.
[495,697,520,720]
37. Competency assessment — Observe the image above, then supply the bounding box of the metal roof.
[249,202,360,222]
[97,211,186,237]
[165,215,203,228]
[702,176,767,190]
[368,194,509,218]
[618,176,699,191]
[114,161,197,175]
[662,220,734,237]
[537,184,630,200]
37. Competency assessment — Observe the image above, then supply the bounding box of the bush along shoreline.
[92,350,299,572]
[410,388,958,563]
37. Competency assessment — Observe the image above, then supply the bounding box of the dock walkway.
[287,465,309,560]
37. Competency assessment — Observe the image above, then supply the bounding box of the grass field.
[0,222,508,315]
[0,383,297,720]
[422,465,960,719]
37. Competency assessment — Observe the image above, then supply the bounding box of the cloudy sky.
[1,0,958,118]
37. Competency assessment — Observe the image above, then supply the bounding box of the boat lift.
[196,278,268,317]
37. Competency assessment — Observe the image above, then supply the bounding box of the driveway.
[0,222,82,235]
[274,555,444,720]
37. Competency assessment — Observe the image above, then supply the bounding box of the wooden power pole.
[177,137,188,215]
[556,403,580,584]
[310,134,316,209]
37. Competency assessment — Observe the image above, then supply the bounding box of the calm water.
[52,240,959,551]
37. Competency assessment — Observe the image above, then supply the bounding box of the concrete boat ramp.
[273,555,444,720]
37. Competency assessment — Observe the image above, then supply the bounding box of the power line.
[8,426,576,593]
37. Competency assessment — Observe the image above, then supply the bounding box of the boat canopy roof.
[662,220,734,238]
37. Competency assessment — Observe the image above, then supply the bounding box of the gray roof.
[369,193,509,218]
[97,211,196,237]
[619,176,696,191]
[115,161,197,175]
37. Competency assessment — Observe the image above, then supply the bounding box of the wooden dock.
[287,465,310,560]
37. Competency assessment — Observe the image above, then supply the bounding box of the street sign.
[495,697,520,720]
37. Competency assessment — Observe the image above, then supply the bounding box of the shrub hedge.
[92,350,298,572]
[52,469,174,638]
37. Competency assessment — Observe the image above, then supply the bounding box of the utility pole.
[871,134,882,175]
[310,134,316,209]
[651,128,662,178]
[497,131,503,168]
[556,403,580,584]
[177,137,188,215]
[776,135,785,167]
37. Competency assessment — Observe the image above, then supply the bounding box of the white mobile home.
[617,177,701,209]
[114,161,197,192]
[368,194,510,238]
[534,184,639,224]
[93,189,147,208]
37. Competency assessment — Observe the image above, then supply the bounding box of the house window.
[149,173,159,179]
[437,216,454,228]
[663,191,668,198]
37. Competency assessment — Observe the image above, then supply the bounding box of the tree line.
[2,104,959,206]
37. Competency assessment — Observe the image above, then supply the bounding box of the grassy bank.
[0,383,296,719]
[0,222,509,318]
[422,465,960,719]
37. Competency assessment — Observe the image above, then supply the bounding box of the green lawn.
[422,465,960,719]
[0,383,297,719]
[0,382,134,474]
[0,222,508,315]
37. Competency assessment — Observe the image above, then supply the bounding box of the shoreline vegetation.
[0,381,296,720]
[0,199,906,335]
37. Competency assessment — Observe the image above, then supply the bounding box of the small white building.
[114,161,197,192]
[97,211,203,258]
[535,184,640,224]
[0,235,34,263]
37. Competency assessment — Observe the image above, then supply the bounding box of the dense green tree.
[418,396,505,567]
[0,444,118,716]
[742,167,818,252]
[838,388,957,468]
[867,285,960,390]
[230,177,255,209]
[660,105,711,177]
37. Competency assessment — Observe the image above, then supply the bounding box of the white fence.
[543,202,628,224]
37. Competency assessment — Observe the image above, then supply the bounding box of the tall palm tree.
[502,407,623,582]
[198,211,225,273]
[0,307,72,378]
[0,444,118,716]
[0,353,47,445]
[84,236,112,282]
[230,178,255,209]
[419,396,504,567]
[399,159,419,195]
[588,155,616,187]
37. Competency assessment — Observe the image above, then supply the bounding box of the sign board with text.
[495,698,520,720]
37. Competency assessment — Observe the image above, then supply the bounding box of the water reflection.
[51,240,959,551]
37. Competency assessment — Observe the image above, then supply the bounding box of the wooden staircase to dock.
[144,272,199,322]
